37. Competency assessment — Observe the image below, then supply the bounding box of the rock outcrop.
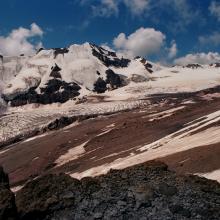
[93,69,123,93]
[90,44,131,68]
[4,68,81,106]
[185,64,203,69]
[11,161,220,220]
[0,167,17,220]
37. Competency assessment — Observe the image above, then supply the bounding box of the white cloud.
[209,1,220,21]
[174,52,220,65]
[167,0,193,22]
[100,43,115,52]
[123,0,149,16]
[154,0,200,31]
[168,40,178,59]
[199,32,220,46]
[0,23,43,56]
[113,27,166,57]
[80,0,198,32]
[90,0,149,17]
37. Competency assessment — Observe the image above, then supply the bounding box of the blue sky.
[0,0,220,64]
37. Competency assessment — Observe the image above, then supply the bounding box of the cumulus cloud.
[174,52,220,65]
[0,23,43,56]
[199,32,220,46]
[113,27,166,57]
[168,40,178,59]
[209,1,220,21]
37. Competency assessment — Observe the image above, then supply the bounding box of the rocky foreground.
[1,161,220,220]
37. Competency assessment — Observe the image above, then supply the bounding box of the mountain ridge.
[0,43,155,106]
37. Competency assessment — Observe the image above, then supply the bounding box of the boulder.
[16,173,81,220]
[0,167,17,220]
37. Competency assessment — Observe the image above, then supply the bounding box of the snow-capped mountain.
[0,43,156,106]
[2,42,220,108]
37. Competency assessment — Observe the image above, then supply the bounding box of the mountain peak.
[0,43,155,107]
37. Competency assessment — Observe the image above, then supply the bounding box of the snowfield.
[107,66,220,99]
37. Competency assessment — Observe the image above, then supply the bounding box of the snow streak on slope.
[197,169,220,183]
[55,141,88,167]
[70,109,220,181]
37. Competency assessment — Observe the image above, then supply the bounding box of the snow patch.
[146,106,185,121]
[55,141,88,167]
[196,169,220,183]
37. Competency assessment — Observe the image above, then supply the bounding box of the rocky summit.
[0,161,220,220]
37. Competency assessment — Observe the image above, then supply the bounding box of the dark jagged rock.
[139,58,154,73]
[90,44,117,58]
[185,64,202,69]
[93,69,123,93]
[4,79,81,106]
[145,62,153,69]
[14,161,220,220]
[0,167,10,189]
[47,116,75,130]
[37,48,44,54]
[49,64,62,79]
[105,69,122,89]
[3,87,39,107]
[16,174,80,220]
[39,79,81,104]
[144,63,153,73]
[53,48,69,59]
[134,56,141,59]
[0,167,17,220]
[90,44,131,68]
[93,77,107,93]
[210,63,220,68]
[3,63,81,106]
